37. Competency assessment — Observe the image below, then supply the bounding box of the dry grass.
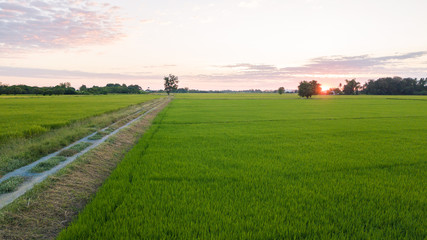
[0,98,170,240]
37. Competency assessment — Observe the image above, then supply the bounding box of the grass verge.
[0,177,25,194]
[87,131,109,140]
[0,98,170,240]
[30,156,67,173]
[58,142,92,157]
[103,127,115,134]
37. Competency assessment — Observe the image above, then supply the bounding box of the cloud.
[286,51,427,75]
[140,19,154,24]
[0,66,159,80]
[188,51,427,87]
[239,0,260,9]
[0,0,124,55]
[216,51,427,77]
[141,64,177,68]
[221,63,278,72]
[1,52,426,90]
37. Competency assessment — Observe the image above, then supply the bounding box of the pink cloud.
[182,52,427,89]
[0,0,124,55]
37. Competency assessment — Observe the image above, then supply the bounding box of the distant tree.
[326,88,343,95]
[164,74,179,95]
[176,87,189,93]
[310,80,321,95]
[52,86,65,95]
[79,85,87,92]
[298,81,313,98]
[88,86,102,94]
[64,87,76,95]
[34,87,43,95]
[417,78,427,90]
[416,78,427,94]
[11,86,24,95]
[0,83,5,95]
[298,80,321,98]
[59,82,71,88]
[362,76,427,95]
[127,84,142,94]
[343,79,361,95]
[278,87,285,95]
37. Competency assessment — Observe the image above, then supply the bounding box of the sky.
[1,0,427,90]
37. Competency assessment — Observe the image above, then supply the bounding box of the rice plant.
[58,94,427,239]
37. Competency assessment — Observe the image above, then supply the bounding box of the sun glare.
[321,85,330,91]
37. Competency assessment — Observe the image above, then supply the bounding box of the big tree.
[343,79,361,95]
[298,80,321,98]
[164,74,179,95]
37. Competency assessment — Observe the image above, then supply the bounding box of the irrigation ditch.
[0,97,170,209]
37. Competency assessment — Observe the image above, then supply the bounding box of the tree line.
[0,82,146,95]
[3,75,426,96]
[296,76,427,98]
[173,88,296,94]
[363,77,427,95]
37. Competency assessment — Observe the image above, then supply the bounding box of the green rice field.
[0,94,162,142]
[57,94,427,239]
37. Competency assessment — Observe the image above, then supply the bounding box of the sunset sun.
[321,85,330,91]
